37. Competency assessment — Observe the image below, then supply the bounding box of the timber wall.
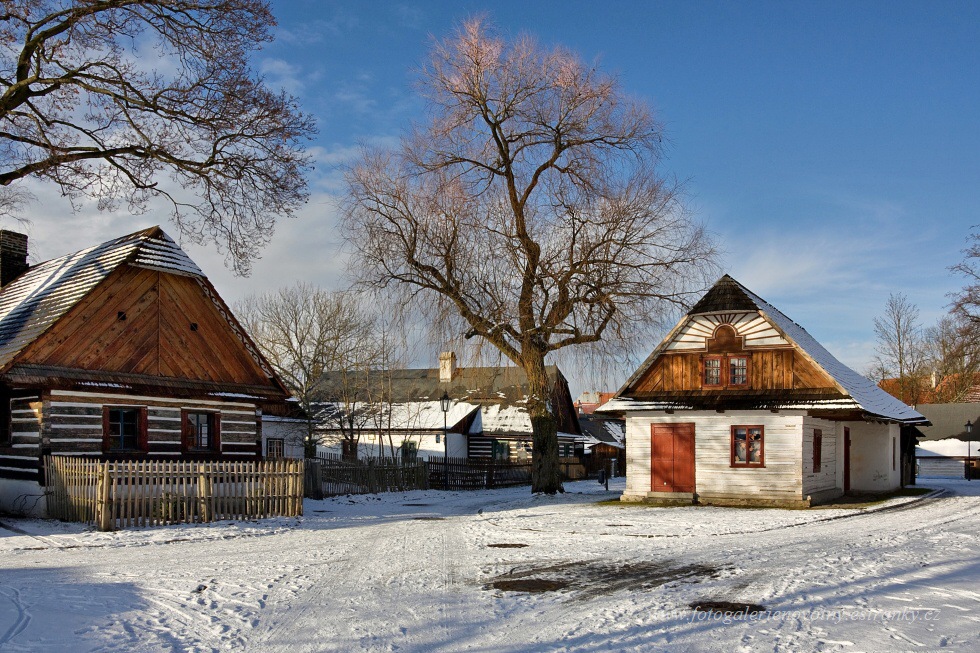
[43,390,260,458]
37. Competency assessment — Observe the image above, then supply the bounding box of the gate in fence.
[45,456,304,530]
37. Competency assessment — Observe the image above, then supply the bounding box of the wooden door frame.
[650,422,696,493]
[843,426,851,494]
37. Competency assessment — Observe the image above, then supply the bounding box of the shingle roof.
[0,226,204,371]
[605,274,927,424]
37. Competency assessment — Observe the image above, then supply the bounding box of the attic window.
[703,355,750,388]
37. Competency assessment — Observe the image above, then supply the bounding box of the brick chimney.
[0,230,28,287]
[439,351,457,383]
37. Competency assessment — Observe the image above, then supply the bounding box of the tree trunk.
[524,352,563,494]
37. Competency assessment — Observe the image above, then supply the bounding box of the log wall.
[43,389,259,458]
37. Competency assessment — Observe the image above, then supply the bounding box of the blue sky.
[19,1,980,391]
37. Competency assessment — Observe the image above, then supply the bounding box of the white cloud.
[259,58,305,95]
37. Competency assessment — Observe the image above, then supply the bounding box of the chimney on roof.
[0,230,28,287]
[439,351,457,383]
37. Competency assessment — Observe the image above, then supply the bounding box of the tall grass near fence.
[45,456,304,530]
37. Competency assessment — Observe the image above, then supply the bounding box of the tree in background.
[237,285,376,458]
[0,1,314,274]
[924,314,980,402]
[870,293,928,404]
[343,18,716,493]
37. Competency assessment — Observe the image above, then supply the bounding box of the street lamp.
[967,420,974,481]
[440,391,451,490]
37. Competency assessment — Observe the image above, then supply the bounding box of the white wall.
[801,416,839,497]
[0,478,47,517]
[845,421,901,492]
[262,417,306,459]
[624,411,810,503]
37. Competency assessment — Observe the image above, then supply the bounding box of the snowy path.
[1,479,979,652]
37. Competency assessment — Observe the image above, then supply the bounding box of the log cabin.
[0,227,292,516]
[598,275,928,507]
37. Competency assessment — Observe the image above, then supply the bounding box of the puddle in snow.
[486,560,723,597]
[690,600,767,615]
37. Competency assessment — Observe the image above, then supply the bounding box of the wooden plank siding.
[40,390,259,460]
[801,416,839,496]
[14,264,275,389]
[0,397,42,481]
[634,350,836,393]
[625,412,810,503]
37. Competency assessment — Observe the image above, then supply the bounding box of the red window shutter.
[138,407,149,452]
[102,406,111,454]
[813,429,822,473]
[213,413,221,453]
[180,410,191,453]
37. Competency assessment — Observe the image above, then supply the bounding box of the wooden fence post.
[198,463,212,523]
[97,462,112,532]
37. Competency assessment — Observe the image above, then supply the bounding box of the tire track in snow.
[0,586,31,648]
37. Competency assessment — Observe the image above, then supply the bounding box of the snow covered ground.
[1,477,979,652]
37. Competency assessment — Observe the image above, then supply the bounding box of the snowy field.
[2,478,979,652]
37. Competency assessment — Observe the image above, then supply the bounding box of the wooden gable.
[630,312,838,395]
[11,264,277,389]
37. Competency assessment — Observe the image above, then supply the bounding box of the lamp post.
[440,391,451,490]
[967,420,974,481]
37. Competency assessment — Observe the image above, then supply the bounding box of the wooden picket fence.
[44,456,304,530]
[305,454,428,499]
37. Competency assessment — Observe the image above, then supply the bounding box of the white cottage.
[599,275,927,507]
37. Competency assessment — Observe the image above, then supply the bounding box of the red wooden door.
[651,424,696,493]
[843,427,851,493]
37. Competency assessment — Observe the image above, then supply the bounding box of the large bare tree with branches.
[237,284,377,458]
[0,0,314,273]
[343,18,716,493]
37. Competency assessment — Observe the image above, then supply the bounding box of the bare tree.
[871,293,928,404]
[0,1,314,274]
[343,18,716,493]
[924,314,980,402]
[237,284,374,458]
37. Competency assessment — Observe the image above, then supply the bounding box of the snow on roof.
[0,226,203,371]
[916,439,975,458]
[604,275,926,424]
[316,399,544,436]
[737,280,925,423]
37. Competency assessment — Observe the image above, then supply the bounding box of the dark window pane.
[704,359,721,385]
[109,408,140,451]
[730,357,748,385]
[187,413,213,450]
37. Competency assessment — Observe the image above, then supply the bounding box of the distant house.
[599,275,928,507]
[316,352,581,460]
[913,403,980,478]
[0,227,293,516]
[577,411,625,476]
[260,399,309,459]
